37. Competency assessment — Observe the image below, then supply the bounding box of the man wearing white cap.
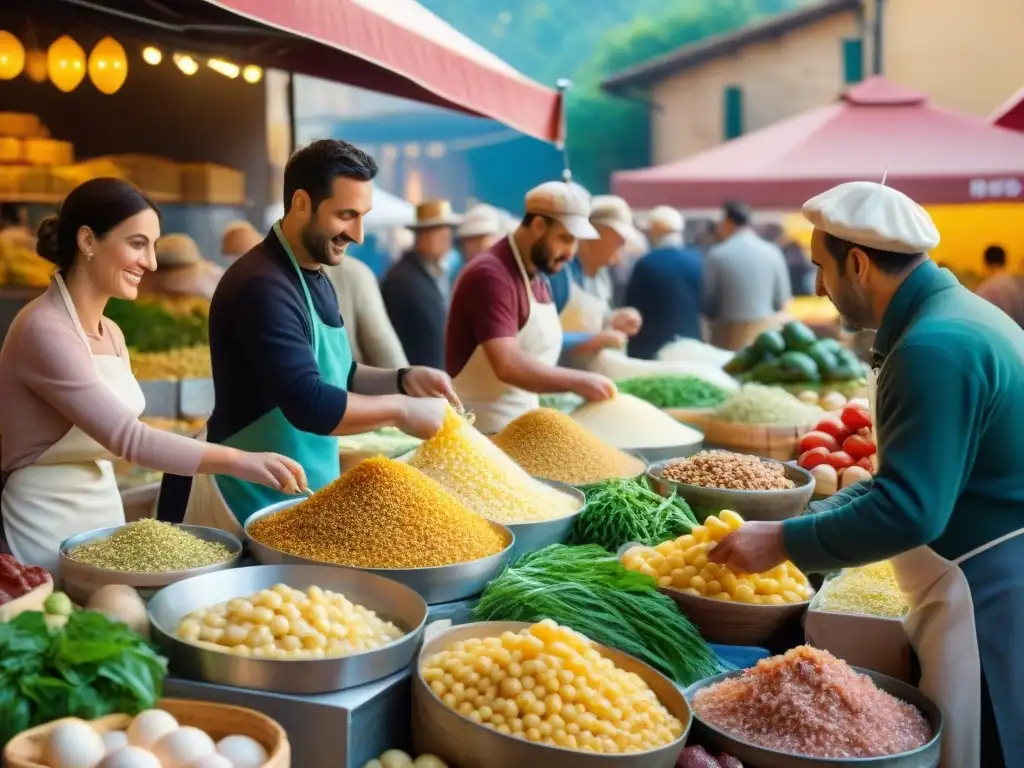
[445,181,617,433]
[623,206,704,359]
[455,203,508,264]
[710,181,1024,767]
[563,195,645,338]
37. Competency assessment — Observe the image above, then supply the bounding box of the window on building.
[843,38,864,84]
[723,85,744,141]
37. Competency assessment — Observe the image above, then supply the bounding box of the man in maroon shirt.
[446,181,617,433]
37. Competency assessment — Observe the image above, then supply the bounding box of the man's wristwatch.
[396,367,411,395]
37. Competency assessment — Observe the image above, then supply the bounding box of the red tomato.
[856,456,875,472]
[840,403,873,431]
[799,431,839,454]
[824,450,855,470]
[798,447,830,470]
[814,415,850,442]
[842,434,877,458]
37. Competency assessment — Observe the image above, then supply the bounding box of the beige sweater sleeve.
[13,310,206,476]
[343,259,409,369]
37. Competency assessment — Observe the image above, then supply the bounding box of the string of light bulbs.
[0,30,264,93]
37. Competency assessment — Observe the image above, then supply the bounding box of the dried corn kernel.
[818,560,909,618]
[410,407,581,523]
[247,457,505,568]
[621,511,813,604]
[422,620,684,753]
[493,409,645,485]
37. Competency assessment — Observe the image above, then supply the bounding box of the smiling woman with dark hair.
[0,178,306,575]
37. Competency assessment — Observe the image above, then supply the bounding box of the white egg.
[96,746,163,768]
[151,726,216,768]
[101,731,130,755]
[44,718,107,768]
[187,755,233,768]
[379,750,413,768]
[126,710,179,750]
[216,734,268,768]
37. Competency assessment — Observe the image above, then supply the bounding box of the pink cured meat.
[692,646,932,759]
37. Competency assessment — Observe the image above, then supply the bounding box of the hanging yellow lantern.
[88,36,127,94]
[0,31,25,80]
[24,48,47,83]
[47,35,86,92]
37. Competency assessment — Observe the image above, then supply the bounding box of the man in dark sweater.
[158,140,457,525]
[624,205,703,359]
[710,181,1024,766]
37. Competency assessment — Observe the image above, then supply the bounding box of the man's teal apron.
[183,222,352,532]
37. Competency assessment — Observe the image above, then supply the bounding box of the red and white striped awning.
[201,0,564,142]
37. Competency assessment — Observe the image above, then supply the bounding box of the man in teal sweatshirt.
[710,181,1024,767]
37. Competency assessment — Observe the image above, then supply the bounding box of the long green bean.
[572,476,697,552]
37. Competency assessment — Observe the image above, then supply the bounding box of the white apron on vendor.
[453,235,563,435]
[183,223,352,536]
[869,365,1024,768]
[0,276,143,575]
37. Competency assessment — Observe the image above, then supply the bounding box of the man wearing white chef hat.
[709,180,1024,768]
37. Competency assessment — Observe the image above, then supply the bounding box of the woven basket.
[686,413,818,461]
[3,698,290,768]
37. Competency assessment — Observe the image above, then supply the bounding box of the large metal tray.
[684,667,942,768]
[413,621,691,768]
[148,563,428,695]
[59,524,242,605]
[244,499,515,604]
[503,479,585,559]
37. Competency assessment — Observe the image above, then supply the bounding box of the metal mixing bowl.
[647,457,814,522]
[245,499,514,604]
[503,479,586,559]
[148,563,428,694]
[60,524,242,605]
[412,621,692,768]
[684,667,942,768]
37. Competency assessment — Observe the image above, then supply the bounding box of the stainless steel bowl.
[647,457,814,522]
[412,621,692,768]
[244,499,515,604]
[59,524,242,605]
[148,563,428,694]
[504,479,585,559]
[630,433,705,465]
[684,667,942,767]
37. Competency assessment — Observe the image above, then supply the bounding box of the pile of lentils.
[492,408,645,485]
[247,456,506,568]
[68,519,234,572]
[662,450,796,491]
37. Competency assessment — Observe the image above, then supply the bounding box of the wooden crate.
[23,139,74,166]
[0,166,26,195]
[96,154,182,200]
[0,112,43,139]
[16,166,54,196]
[181,162,246,204]
[0,138,23,164]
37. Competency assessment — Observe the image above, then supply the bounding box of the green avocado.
[807,346,839,376]
[723,347,760,375]
[811,337,843,355]
[781,321,817,352]
[753,330,787,357]
[746,359,784,384]
[776,350,820,382]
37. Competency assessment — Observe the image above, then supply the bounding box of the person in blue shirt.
[624,206,703,359]
[710,181,1024,768]
[548,267,626,360]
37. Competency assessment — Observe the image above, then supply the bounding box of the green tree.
[565,0,779,192]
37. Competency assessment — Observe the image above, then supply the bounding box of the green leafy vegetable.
[104,298,208,353]
[0,610,167,743]
[473,544,722,686]
[572,476,697,552]
[616,376,730,409]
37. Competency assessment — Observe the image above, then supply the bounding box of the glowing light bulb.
[207,58,239,78]
[173,53,198,76]
[142,46,162,65]
[241,64,263,84]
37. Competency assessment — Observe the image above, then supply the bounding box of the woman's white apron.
[0,276,143,576]
[868,367,1024,768]
[453,235,563,434]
